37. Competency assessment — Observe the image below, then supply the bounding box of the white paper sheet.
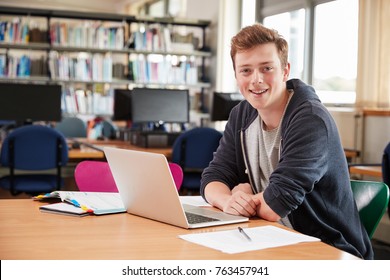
[178,225,321,254]
[179,195,210,207]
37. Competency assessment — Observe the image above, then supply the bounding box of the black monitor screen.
[211,92,244,121]
[131,88,189,124]
[113,89,132,121]
[0,83,62,123]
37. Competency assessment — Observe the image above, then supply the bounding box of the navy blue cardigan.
[201,79,373,259]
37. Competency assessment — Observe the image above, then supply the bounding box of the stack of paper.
[34,191,126,216]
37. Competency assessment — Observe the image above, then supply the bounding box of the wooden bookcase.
[0,6,212,118]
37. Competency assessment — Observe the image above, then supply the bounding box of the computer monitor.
[131,88,189,125]
[112,89,132,121]
[211,92,244,121]
[0,83,62,125]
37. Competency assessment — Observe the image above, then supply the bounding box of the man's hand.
[222,192,259,217]
[204,182,260,217]
[222,186,260,217]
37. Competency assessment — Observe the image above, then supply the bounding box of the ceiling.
[0,0,146,13]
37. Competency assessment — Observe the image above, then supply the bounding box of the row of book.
[50,22,125,50]
[61,87,113,115]
[0,54,48,77]
[129,54,199,84]
[0,19,47,43]
[1,18,203,53]
[130,24,197,53]
[0,52,202,85]
[0,19,29,43]
[48,51,114,82]
[0,52,124,80]
[132,24,172,52]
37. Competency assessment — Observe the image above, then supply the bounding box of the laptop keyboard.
[185,212,220,224]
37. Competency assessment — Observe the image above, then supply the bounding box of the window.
[241,0,256,28]
[263,9,305,80]
[313,0,358,105]
[251,0,359,105]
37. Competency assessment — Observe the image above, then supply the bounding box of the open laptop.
[104,147,248,229]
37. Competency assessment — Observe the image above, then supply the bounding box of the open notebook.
[34,191,125,215]
[104,147,248,229]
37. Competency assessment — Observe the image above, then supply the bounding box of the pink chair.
[168,162,184,191]
[74,160,183,192]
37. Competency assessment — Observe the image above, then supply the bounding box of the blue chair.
[55,117,87,138]
[87,118,117,140]
[101,120,117,139]
[0,125,69,196]
[171,127,222,194]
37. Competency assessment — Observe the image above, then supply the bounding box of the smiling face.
[234,43,290,115]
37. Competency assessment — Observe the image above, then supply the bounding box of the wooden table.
[349,165,382,178]
[67,138,172,160]
[0,199,359,260]
[344,149,360,163]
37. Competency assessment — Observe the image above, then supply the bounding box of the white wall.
[363,115,390,163]
[327,107,363,152]
[329,107,390,165]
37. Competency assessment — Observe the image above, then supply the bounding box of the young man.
[200,23,373,259]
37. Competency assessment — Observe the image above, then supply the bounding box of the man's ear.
[283,62,291,82]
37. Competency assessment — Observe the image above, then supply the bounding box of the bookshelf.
[0,6,212,118]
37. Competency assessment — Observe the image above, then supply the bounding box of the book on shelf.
[61,87,112,115]
[133,24,172,52]
[50,21,125,49]
[34,191,126,216]
[128,53,199,85]
[48,51,114,82]
[0,18,30,44]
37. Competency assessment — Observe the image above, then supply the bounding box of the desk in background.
[67,138,172,160]
[349,165,382,178]
[0,199,359,260]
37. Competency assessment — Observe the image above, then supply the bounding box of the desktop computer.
[130,131,181,148]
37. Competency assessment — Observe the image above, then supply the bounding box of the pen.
[238,226,252,241]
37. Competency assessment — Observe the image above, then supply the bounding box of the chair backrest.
[55,117,87,138]
[101,120,117,139]
[171,127,223,170]
[382,142,390,217]
[74,160,118,192]
[382,142,390,187]
[168,162,183,191]
[350,180,389,238]
[0,125,69,170]
[74,160,183,192]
